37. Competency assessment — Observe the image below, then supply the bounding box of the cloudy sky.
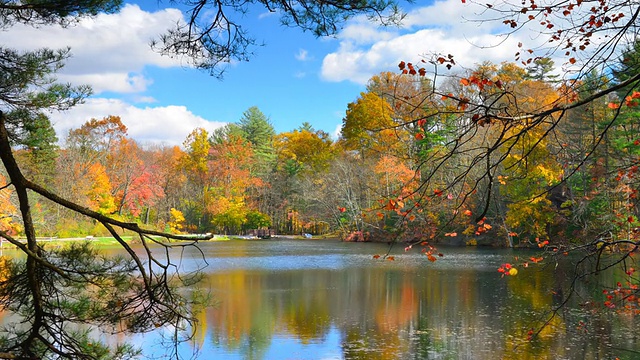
[0,0,539,146]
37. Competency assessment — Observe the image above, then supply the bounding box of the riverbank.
[3,233,341,250]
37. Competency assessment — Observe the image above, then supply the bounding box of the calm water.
[4,239,639,359]
[118,239,640,360]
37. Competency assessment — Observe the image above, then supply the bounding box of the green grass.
[3,234,231,250]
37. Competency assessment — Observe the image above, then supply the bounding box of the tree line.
[3,50,639,248]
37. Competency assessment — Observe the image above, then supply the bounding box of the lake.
[3,239,637,359]
[117,239,640,360]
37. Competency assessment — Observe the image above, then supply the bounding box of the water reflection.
[131,240,640,359]
[4,240,638,359]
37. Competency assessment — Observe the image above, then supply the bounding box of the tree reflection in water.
[120,240,640,359]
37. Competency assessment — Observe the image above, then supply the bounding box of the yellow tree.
[179,128,211,231]
[206,135,264,233]
[341,92,399,158]
[499,70,564,242]
[274,128,337,175]
[366,71,433,125]
[0,173,20,235]
[85,162,117,215]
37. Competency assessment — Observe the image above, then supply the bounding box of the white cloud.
[0,4,229,146]
[48,98,226,146]
[132,96,158,104]
[332,122,342,141]
[1,4,186,94]
[258,9,279,20]
[58,72,153,94]
[320,0,534,84]
[295,48,310,61]
[338,18,398,45]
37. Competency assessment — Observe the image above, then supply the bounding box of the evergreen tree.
[238,106,276,153]
[525,57,559,82]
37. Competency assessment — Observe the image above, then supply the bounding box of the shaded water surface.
[61,240,640,358]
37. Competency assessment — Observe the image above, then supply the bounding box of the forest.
[3,51,639,249]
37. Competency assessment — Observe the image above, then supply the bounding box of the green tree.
[237,106,275,153]
[525,57,558,82]
[12,112,59,185]
[244,210,272,231]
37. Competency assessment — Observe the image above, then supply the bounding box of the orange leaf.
[463,209,472,216]
[608,102,620,109]
[384,199,396,211]
[373,254,381,259]
[569,57,576,64]
[460,78,470,86]
[415,133,425,140]
[387,256,395,261]
[427,254,437,262]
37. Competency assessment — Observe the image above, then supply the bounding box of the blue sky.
[0,0,543,146]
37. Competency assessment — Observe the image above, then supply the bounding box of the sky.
[0,0,541,146]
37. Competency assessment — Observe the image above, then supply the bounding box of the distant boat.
[303,233,312,239]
